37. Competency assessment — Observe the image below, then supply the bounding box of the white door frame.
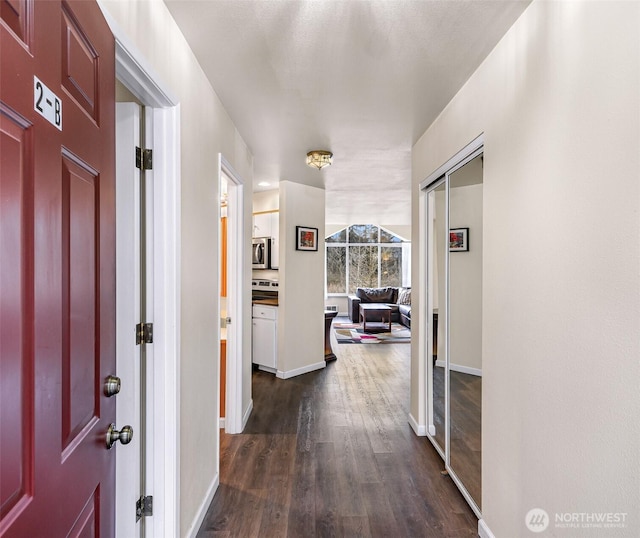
[100,5,181,536]
[219,155,245,435]
[115,102,142,538]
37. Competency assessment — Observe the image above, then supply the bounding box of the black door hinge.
[136,147,153,170]
[136,322,153,345]
[136,495,153,521]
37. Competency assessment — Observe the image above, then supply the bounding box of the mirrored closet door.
[424,141,483,517]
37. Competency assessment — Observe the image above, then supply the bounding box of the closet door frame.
[420,134,484,519]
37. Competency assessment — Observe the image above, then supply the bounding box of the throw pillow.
[397,288,411,305]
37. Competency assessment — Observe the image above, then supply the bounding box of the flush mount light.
[258,181,271,187]
[306,150,333,170]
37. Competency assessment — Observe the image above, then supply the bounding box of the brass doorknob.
[106,423,133,449]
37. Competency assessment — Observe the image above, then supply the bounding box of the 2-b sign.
[34,75,62,131]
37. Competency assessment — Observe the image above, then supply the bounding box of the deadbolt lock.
[104,375,121,397]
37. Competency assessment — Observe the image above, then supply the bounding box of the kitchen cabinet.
[252,211,279,269]
[252,305,277,370]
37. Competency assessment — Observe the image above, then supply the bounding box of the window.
[326,224,410,295]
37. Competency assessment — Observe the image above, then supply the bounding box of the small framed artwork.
[449,227,469,252]
[296,226,318,251]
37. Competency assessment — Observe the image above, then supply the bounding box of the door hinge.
[136,495,153,521]
[135,147,153,170]
[136,322,153,345]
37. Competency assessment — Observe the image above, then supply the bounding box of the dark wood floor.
[197,335,478,537]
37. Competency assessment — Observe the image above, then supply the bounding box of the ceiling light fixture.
[258,181,271,187]
[306,150,333,170]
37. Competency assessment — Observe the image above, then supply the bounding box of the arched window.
[326,224,410,295]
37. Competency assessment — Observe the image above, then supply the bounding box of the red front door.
[1,0,116,535]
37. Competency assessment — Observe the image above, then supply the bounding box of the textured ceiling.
[164,0,530,225]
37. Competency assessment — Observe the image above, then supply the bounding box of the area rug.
[334,322,411,344]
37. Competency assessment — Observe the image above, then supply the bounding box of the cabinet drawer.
[253,305,277,320]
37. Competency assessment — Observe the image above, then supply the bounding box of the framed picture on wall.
[449,227,469,252]
[296,226,318,251]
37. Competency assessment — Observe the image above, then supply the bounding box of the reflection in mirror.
[448,154,483,508]
[427,181,447,453]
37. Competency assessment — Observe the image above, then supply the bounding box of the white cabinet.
[252,211,279,269]
[252,212,272,238]
[252,305,277,370]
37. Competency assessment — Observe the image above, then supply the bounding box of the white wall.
[412,1,640,536]
[253,189,279,212]
[100,1,253,534]
[278,181,326,376]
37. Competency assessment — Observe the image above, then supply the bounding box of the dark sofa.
[347,286,411,328]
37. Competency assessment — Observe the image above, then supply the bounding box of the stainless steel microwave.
[252,237,271,269]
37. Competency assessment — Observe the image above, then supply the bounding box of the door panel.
[0,107,34,523]
[0,0,31,46]
[62,154,98,450]
[0,0,115,535]
[61,2,99,121]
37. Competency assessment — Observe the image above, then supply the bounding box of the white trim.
[115,103,142,538]
[428,424,436,436]
[419,133,484,191]
[218,418,225,429]
[102,6,182,536]
[184,473,219,538]
[478,519,495,538]
[451,364,482,376]
[97,2,177,107]
[435,360,482,377]
[276,361,326,379]
[242,399,254,430]
[408,413,427,436]
[150,104,181,538]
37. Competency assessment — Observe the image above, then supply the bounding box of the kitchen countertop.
[252,298,279,306]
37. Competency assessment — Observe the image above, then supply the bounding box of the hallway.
[196,339,477,537]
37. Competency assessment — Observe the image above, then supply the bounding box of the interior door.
[1,1,116,535]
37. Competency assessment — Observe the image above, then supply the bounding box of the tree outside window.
[326,225,410,295]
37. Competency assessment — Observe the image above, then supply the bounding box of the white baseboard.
[435,359,482,377]
[242,399,253,431]
[276,361,325,379]
[219,417,225,429]
[428,424,436,436]
[478,519,495,538]
[452,363,482,376]
[408,413,427,436]
[185,472,219,538]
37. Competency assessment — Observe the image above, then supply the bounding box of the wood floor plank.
[314,442,341,537]
[287,449,316,537]
[196,324,478,537]
[257,474,291,537]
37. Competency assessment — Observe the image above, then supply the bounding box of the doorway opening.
[217,156,246,436]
